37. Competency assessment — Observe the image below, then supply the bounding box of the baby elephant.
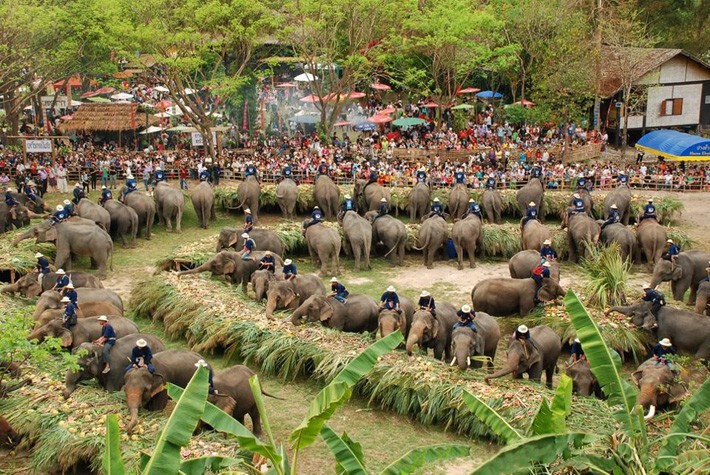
[565,359,602,397]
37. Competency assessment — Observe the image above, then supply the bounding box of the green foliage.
[581,242,631,308]
[529,375,572,436]
[102,415,125,475]
[379,444,471,475]
[320,425,368,475]
[461,391,522,443]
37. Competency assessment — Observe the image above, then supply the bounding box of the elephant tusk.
[466,357,471,367]
[449,357,456,366]
[644,404,656,420]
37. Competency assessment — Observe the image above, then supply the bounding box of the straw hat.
[63,200,71,206]
[543,239,551,245]
[330,277,338,283]
[667,239,673,243]
[420,290,429,297]
[56,269,66,275]
[136,339,147,348]
[529,202,536,207]
[55,205,64,211]
[659,338,672,347]
[611,204,618,209]
[194,359,209,368]
[380,198,387,202]
[284,259,292,266]
[241,233,249,238]
[97,316,108,322]
[345,194,351,199]
[35,252,43,258]
[543,262,551,267]
[574,338,580,343]
[245,209,251,214]
[65,283,74,289]
[461,305,471,313]
[61,297,70,303]
[517,324,529,333]
[387,286,396,292]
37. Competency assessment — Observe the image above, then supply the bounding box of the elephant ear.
[672,265,683,280]
[431,317,440,340]
[59,329,73,348]
[222,259,236,275]
[319,300,334,322]
[284,288,299,308]
[150,373,166,398]
[631,370,643,386]
[397,313,407,334]
[227,232,239,248]
[44,226,58,242]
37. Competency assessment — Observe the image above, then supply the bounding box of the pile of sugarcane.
[0,231,55,276]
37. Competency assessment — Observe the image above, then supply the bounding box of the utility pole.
[593,0,603,131]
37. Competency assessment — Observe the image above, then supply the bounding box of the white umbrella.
[71,100,82,107]
[154,86,169,93]
[294,73,318,82]
[139,126,163,135]
[111,92,134,101]
[167,105,191,115]
[208,111,223,118]
[183,88,196,95]
[154,111,174,118]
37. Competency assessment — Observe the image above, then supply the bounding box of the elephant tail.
[261,389,285,400]
[383,233,404,258]
[412,233,430,251]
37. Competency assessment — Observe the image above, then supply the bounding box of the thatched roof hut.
[59,103,158,133]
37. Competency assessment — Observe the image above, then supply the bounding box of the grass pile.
[581,243,630,309]
[0,230,55,275]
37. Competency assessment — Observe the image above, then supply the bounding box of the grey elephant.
[0,201,32,233]
[191,182,215,229]
[153,182,184,232]
[120,187,155,240]
[414,215,448,269]
[216,227,284,256]
[448,183,469,220]
[291,294,379,333]
[237,176,261,222]
[313,175,340,220]
[649,250,710,305]
[694,281,710,315]
[408,182,430,221]
[632,358,688,420]
[576,189,594,218]
[600,223,636,262]
[76,198,110,231]
[450,312,500,371]
[340,211,372,271]
[63,333,166,399]
[34,288,123,320]
[124,349,207,433]
[482,189,503,224]
[485,325,561,388]
[636,218,667,268]
[10,191,51,213]
[452,214,483,270]
[608,301,710,358]
[354,179,390,212]
[565,359,601,397]
[103,199,138,248]
[378,296,415,339]
[365,211,406,265]
[13,221,113,278]
[276,178,298,219]
[178,250,280,292]
[264,274,326,318]
[521,219,550,251]
[508,250,560,281]
[562,213,600,263]
[471,277,565,317]
[250,269,275,301]
[1,271,103,298]
[516,178,544,220]
[302,220,341,276]
[405,303,458,360]
[603,184,632,225]
[28,316,138,350]
[35,301,123,327]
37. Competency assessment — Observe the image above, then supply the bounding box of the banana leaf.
[672,449,710,474]
[379,443,471,475]
[320,425,368,475]
[102,414,125,475]
[461,391,521,443]
[529,374,572,436]
[179,456,242,474]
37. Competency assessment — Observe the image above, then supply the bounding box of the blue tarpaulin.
[636,130,710,161]
[475,91,503,99]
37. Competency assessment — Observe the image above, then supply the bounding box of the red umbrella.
[53,76,82,88]
[299,94,320,103]
[379,106,396,115]
[80,90,99,99]
[513,99,535,107]
[95,86,116,95]
[155,100,173,110]
[421,102,439,108]
[333,121,353,127]
[276,82,298,88]
[370,83,391,91]
[367,114,393,124]
[458,87,481,94]
[347,91,366,99]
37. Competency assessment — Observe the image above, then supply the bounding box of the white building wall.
[645,83,702,127]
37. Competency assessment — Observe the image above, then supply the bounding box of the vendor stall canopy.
[635,129,710,161]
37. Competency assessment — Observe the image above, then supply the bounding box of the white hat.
[648,198,653,202]
[127,174,134,180]
[65,283,74,289]
[543,239,551,245]
[314,206,320,209]
[61,296,70,303]
[420,290,429,297]
[387,286,396,292]
[75,183,81,187]
[574,338,580,343]
[611,204,618,209]
[241,233,249,238]
[345,194,351,199]
[461,305,471,312]
[6,188,13,193]
[573,193,580,199]
[56,204,64,211]
[543,262,551,267]
[101,185,106,189]
[194,359,209,368]
[468,198,474,203]
[659,338,672,347]
[63,200,71,206]
[35,252,43,258]
[27,181,35,186]
[489,174,495,178]
[284,259,292,265]
[529,202,536,206]
[433,197,440,202]
[56,269,66,275]
[517,324,529,333]
[264,250,271,256]
[380,198,387,202]
[136,339,147,348]
[643,283,653,289]
[666,239,673,243]
[330,277,338,282]
[97,316,108,322]
[245,208,251,214]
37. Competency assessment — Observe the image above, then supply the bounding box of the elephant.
[120,188,155,240]
[448,183,469,220]
[302,221,341,276]
[516,177,544,220]
[178,250,281,292]
[600,223,636,262]
[694,281,710,316]
[34,288,123,319]
[63,333,166,399]
[414,215,448,269]
[649,250,710,305]
[408,182,430,221]
[313,175,340,220]
[13,221,113,278]
[603,184,632,225]
[76,198,110,231]
[562,213,600,263]
[153,182,185,232]
[378,296,415,339]
[365,211,406,266]
[482,189,503,224]
[632,358,688,420]
[250,269,275,301]
[236,175,261,222]
[405,303,458,361]
[508,250,560,281]
[10,191,51,214]
[103,199,138,248]
[216,227,284,256]
[354,179,390,212]
[27,316,138,350]
[124,349,207,433]
[191,182,215,229]
[521,219,550,251]
[276,178,298,219]
[341,211,372,271]
[452,214,483,270]
[264,274,326,318]
[484,325,561,388]
[636,218,667,268]
[565,359,601,397]
[290,294,379,333]
[34,301,123,327]
[576,188,595,218]
[1,271,103,298]
[471,277,565,317]
[0,201,32,233]
[450,312,501,371]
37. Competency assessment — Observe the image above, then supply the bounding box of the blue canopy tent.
[353,122,376,131]
[635,130,710,161]
[475,91,503,99]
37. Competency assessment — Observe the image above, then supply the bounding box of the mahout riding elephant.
[124,349,208,433]
[565,359,602,397]
[340,210,372,271]
[516,178,544,220]
[521,219,550,251]
[28,316,138,350]
[276,178,298,219]
[10,191,51,213]
[13,221,113,278]
[636,218,667,268]
[608,301,710,357]
[103,199,138,248]
[482,189,503,224]
[649,250,710,305]
[313,175,340,220]
[237,175,261,222]
[178,250,280,292]
[216,227,284,256]
[302,220,341,276]
[448,183,469,220]
[603,184,632,225]
[471,277,565,317]
[562,213,600,263]
[452,214,483,270]
[414,215,448,269]
[264,274,326,318]
[119,187,155,240]
[290,294,379,333]
[378,296,415,339]
[0,201,32,233]
[405,303,458,361]
[408,182,430,221]
[354,178,390,212]
[34,289,123,320]
[76,198,110,231]
[485,325,561,388]
[34,301,123,327]
[365,211,406,266]
[153,182,184,232]
[191,182,215,229]
[633,358,688,420]
[63,333,165,399]
[576,189,594,218]
[600,223,636,262]
[450,312,500,371]
[1,271,103,298]
[250,269,275,301]
[508,250,560,281]
[694,281,710,316]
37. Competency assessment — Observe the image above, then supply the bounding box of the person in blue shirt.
[126,339,155,373]
[418,290,436,316]
[52,269,70,291]
[72,183,85,204]
[154,167,165,184]
[258,251,276,274]
[241,232,255,260]
[601,204,620,230]
[618,174,628,185]
[569,193,585,217]
[122,174,137,201]
[532,261,551,288]
[373,198,389,223]
[304,206,324,229]
[50,204,67,225]
[282,164,293,180]
[379,286,400,313]
[530,165,542,178]
[316,159,329,177]
[540,240,558,261]
[463,199,482,220]
[341,194,355,213]
[652,338,676,365]
[94,316,117,374]
[514,324,531,342]
[283,259,297,280]
[664,239,680,268]
[244,162,258,179]
[642,283,666,317]
[35,252,50,274]
[4,188,19,220]
[415,168,427,184]
[63,199,75,217]
[365,168,378,188]
[485,174,496,189]
[570,338,585,362]
[61,297,78,330]
[24,180,39,202]
[429,197,444,217]
[639,198,657,222]
[576,177,588,190]
[243,208,253,233]
[329,277,349,303]
[454,305,477,331]
[521,201,538,227]
[199,168,211,182]
[454,167,466,185]
[195,359,216,394]
[99,186,113,205]
[62,282,78,305]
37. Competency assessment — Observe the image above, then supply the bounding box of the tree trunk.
[621,86,630,161]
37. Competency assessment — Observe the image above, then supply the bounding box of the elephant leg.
[248,408,262,436]
[688,284,697,306]
[352,245,361,272]
[528,363,543,384]
[455,243,464,270]
[467,242,476,268]
[176,209,183,233]
[544,365,555,389]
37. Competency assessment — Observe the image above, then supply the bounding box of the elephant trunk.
[454,344,469,370]
[486,353,520,381]
[290,304,306,325]
[405,331,420,356]
[694,294,708,315]
[649,274,662,290]
[12,231,31,246]
[637,384,657,409]
[63,370,83,399]
[125,387,143,434]
[265,294,278,319]
[26,328,44,343]
[254,282,266,301]
[0,283,17,295]
[178,261,211,276]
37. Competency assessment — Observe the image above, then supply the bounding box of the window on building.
[661,98,683,116]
